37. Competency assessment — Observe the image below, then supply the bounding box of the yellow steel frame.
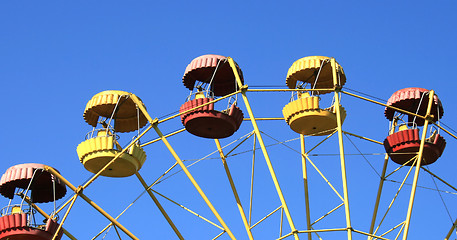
[31,55,457,240]
[228,57,300,240]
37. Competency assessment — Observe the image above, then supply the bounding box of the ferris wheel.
[0,54,456,240]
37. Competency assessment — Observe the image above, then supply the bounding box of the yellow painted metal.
[152,123,236,239]
[402,90,435,240]
[21,195,77,240]
[141,128,186,147]
[300,135,312,240]
[331,57,352,240]
[372,159,415,237]
[227,57,300,240]
[421,167,457,192]
[83,90,148,132]
[212,231,226,240]
[351,229,390,240]
[368,153,390,240]
[135,172,184,240]
[151,189,224,230]
[341,90,428,122]
[250,206,283,229]
[93,163,180,240]
[82,124,153,189]
[247,88,334,93]
[306,130,337,154]
[311,203,344,226]
[368,118,398,240]
[286,56,346,94]
[51,195,78,240]
[342,131,383,145]
[43,166,140,240]
[77,135,146,177]
[283,96,347,136]
[279,228,348,240]
[215,139,254,240]
[304,150,344,201]
[279,207,284,237]
[249,134,257,226]
[444,217,457,240]
[379,221,405,239]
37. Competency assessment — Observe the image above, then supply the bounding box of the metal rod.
[228,57,299,240]
[51,195,78,240]
[341,90,427,121]
[135,172,184,240]
[444,217,457,240]
[421,167,457,193]
[368,118,398,239]
[301,135,312,240]
[304,153,344,201]
[92,163,179,240]
[82,124,153,189]
[351,229,390,240]
[21,195,77,240]
[373,160,415,237]
[368,153,390,240]
[152,123,236,239]
[152,189,223,230]
[342,131,383,145]
[402,90,435,240]
[280,207,284,238]
[250,205,283,229]
[43,166,140,240]
[249,134,257,226]
[331,57,352,240]
[141,128,186,147]
[246,88,333,93]
[278,228,348,240]
[311,203,344,226]
[379,221,405,239]
[305,130,336,154]
[215,139,254,240]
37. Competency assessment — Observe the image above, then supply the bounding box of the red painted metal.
[0,213,62,240]
[182,54,244,96]
[383,128,446,165]
[384,87,444,126]
[180,98,243,139]
[0,164,66,203]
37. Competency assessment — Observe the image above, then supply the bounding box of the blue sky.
[1,1,457,239]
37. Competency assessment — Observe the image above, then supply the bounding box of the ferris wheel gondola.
[179,54,244,139]
[77,90,147,177]
[283,56,347,136]
[383,87,446,165]
[0,163,66,240]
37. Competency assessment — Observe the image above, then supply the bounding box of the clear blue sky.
[1,1,457,239]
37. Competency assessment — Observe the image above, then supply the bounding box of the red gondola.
[180,54,244,139]
[0,164,66,240]
[383,88,445,165]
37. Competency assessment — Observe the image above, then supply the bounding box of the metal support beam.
[227,57,299,240]
[215,139,254,240]
[135,172,184,240]
[152,123,236,239]
[301,135,312,240]
[21,195,77,240]
[43,166,140,240]
[368,118,398,239]
[402,90,435,240]
[331,57,352,240]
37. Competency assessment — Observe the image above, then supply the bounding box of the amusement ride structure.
[1,55,456,240]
